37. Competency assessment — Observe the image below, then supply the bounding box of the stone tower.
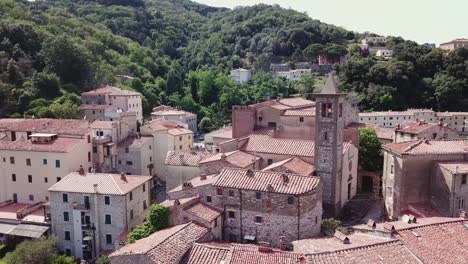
[313,73,346,217]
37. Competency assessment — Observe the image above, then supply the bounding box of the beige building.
[140,119,194,182]
[163,151,208,191]
[116,135,154,176]
[231,68,253,84]
[375,49,393,58]
[81,85,143,123]
[151,106,197,132]
[49,170,151,261]
[439,38,468,51]
[0,119,92,204]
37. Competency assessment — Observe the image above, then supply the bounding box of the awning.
[8,224,49,238]
[0,223,15,235]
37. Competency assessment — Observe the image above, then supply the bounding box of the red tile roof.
[199,150,260,168]
[242,135,315,158]
[214,168,320,195]
[262,157,315,177]
[395,121,446,135]
[283,107,315,117]
[229,244,305,264]
[396,220,468,264]
[167,128,193,136]
[118,136,152,149]
[165,151,212,167]
[383,140,468,155]
[48,172,151,195]
[182,243,230,264]
[184,202,223,222]
[90,120,117,129]
[168,174,218,193]
[110,222,209,264]
[308,241,420,264]
[0,118,89,136]
[0,137,83,153]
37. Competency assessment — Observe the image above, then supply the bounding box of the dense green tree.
[32,71,61,99]
[3,237,57,264]
[358,128,383,172]
[303,43,324,62]
[127,204,170,243]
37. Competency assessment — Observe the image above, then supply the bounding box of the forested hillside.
[0,0,467,131]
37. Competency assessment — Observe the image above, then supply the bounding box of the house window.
[458,198,465,210]
[44,177,48,183]
[88,152,91,162]
[126,161,133,165]
[64,231,70,241]
[390,165,394,174]
[26,158,31,166]
[258,116,263,122]
[57,177,61,182]
[64,211,69,222]
[93,147,97,153]
[143,200,147,210]
[55,160,60,168]
[255,216,263,223]
[63,193,68,203]
[267,159,273,165]
[321,103,332,118]
[287,196,294,205]
[339,103,343,117]
[125,148,129,153]
[179,145,182,150]
[217,188,223,195]
[10,157,14,164]
[28,175,32,183]
[11,174,16,182]
[228,190,235,197]
[143,184,146,192]
[462,174,467,185]
[299,117,304,123]
[12,193,17,202]
[106,234,112,244]
[29,195,34,201]
[129,192,133,201]
[323,132,328,141]
[105,214,112,224]
[65,248,71,256]
[118,160,122,165]
[130,209,134,220]
[255,192,262,200]
[87,135,91,143]
[104,196,110,205]
[206,196,212,203]
[43,159,47,165]
[228,211,235,219]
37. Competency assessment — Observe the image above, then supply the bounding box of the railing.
[0,200,14,208]
[17,202,43,219]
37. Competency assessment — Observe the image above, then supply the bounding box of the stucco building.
[80,85,143,123]
[439,38,468,51]
[49,170,151,261]
[151,106,197,132]
[230,68,253,84]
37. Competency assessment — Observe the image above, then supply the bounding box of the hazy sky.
[194,0,465,44]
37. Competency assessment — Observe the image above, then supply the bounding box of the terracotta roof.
[262,157,315,177]
[79,104,116,110]
[81,85,141,96]
[182,243,230,264]
[118,136,152,149]
[90,120,117,130]
[110,222,209,264]
[383,140,468,155]
[151,110,196,117]
[165,151,212,167]
[308,240,420,264]
[283,107,315,117]
[396,220,468,264]
[437,161,468,174]
[48,172,151,195]
[242,135,315,158]
[184,202,223,222]
[159,197,198,208]
[0,137,83,153]
[199,150,260,168]
[278,98,315,108]
[214,168,320,195]
[205,126,233,140]
[395,121,445,135]
[168,174,218,193]
[0,118,89,136]
[141,119,189,134]
[293,233,395,254]
[229,244,305,264]
[167,128,193,136]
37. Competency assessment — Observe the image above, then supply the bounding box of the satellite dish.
[402,214,410,223]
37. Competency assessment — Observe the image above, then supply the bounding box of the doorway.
[362,176,373,193]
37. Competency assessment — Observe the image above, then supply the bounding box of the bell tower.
[313,73,346,217]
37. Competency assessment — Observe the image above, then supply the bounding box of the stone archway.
[357,171,381,198]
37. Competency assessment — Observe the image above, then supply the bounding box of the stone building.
[48,170,151,261]
[164,151,210,191]
[116,135,153,175]
[394,120,459,143]
[80,85,143,123]
[382,139,468,219]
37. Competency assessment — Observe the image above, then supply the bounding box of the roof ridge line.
[396,218,466,231]
[309,239,400,255]
[109,174,124,195]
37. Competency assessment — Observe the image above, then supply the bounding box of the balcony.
[72,201,90,211]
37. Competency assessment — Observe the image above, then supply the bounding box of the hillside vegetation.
[0,0,467,129]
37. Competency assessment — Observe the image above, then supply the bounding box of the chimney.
[257,242,272,252]
[90,167,96,174]
[299,256,306,264]
[174,199,180,206]
[220,153,227,161]
[120,172,127,182]
[246,169,254,177]
[459,210,467,218]
[367,219,376,229]
[334,230,350,244]
[281,173,289,184]
[93,183,98,193]
[200,174,207,180]
[383,223,396,232]
[267,184,274,192]
[78,165,85,176]
[279,236,286,251]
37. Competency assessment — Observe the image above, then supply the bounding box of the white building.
[439,38,468,51]
[151,106,197,133]
[361,35,387,45]
[0,119,92,204]
[81,86,143,123]
[49,170,151,261]
[375,49,393,58]
[274,69,312,81]
[230,68,253,84]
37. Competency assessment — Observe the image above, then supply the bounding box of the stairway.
[339,194,380,226]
